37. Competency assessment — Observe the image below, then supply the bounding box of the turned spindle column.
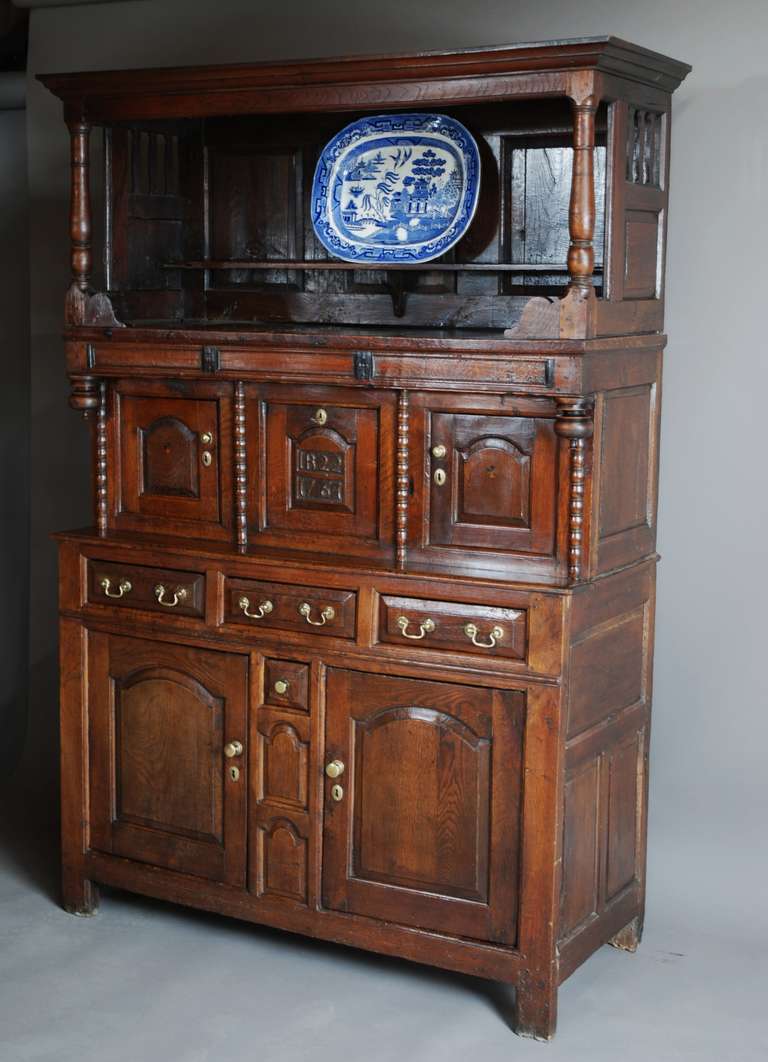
[65,120,92,325]
[567,95,598,294]
[555,398,594,583]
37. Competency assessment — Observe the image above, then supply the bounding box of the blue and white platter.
[311,113,481,265]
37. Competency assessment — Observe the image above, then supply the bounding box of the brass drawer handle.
[154,583,189,608]
[239,596,274,620]
[273,679,290,695]
[464,622,504,649]
[100,577,132,599]
[396,615,436,640]
[298,602,335,626]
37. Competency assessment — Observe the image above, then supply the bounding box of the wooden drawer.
[87,560,205,618]
[378,594,527,661]
[225,578,356,639]
[264,659,310,711]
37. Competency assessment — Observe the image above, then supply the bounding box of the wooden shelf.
[163,260,603,274]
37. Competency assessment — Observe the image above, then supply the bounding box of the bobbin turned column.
[65,119,92,326]
[555,398,594,584]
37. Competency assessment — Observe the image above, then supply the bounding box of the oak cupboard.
[42,36,690,1040]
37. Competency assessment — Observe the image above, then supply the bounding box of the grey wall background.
[16,0,768,951]
[0,72,28,779]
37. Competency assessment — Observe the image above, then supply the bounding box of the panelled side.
[558,560,655,979]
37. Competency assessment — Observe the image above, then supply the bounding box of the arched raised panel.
[255,817,308,903]
[140,415,199,498]
[291,425,354,512]
[457,436,531,527]
[114,667,223,844]
[259,721,309,810]
[352,704,490,901]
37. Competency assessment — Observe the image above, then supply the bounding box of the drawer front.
[264,659,310,711]
[379,595,527,661]
[225,578,356,640]
[88,560,205,618]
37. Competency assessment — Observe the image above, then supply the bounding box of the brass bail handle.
[397,615,435,640]
[100,576,131,599]
[239,596,273,620]
[299,602,335,626]
[154,583,189,608]
[464,622,504,649]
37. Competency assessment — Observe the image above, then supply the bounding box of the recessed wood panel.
[258,716,309,811]
[561,761,600,937]
[568,611,646,737]
[117,670,222,842]
[254,818,308,903]
[623,210,659,299]
[598,389,652,539]
[606,734,642,900]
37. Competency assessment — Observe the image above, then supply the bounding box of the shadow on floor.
[0,772,516,1030]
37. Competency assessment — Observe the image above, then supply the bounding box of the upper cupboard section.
[99,101,609,331]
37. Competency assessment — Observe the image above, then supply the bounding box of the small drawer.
[264,660,310,711]
[87,560,205,618]
[226,578,356,639]
[379,595,527,661]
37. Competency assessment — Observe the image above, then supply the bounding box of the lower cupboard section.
[82,628,535,946]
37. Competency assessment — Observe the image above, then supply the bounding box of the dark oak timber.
[44,37,688,1042]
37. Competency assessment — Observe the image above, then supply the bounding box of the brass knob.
[325,759,345,779]
[200,431,213,445]
[274,679,290,695]
[431,444,447,459]
[224,740,243,759]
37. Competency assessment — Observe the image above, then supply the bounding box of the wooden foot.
[608,915,643,953]
[62,875,99,917]
[514,980,558,1041]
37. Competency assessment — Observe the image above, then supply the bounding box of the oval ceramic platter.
[311,113,481,265]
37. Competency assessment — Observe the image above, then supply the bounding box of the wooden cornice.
[38,36,691,122]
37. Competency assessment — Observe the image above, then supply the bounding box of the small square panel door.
[114,381,231,541]
[410,394,558,574]
[247,385,395,561]
[88,633,248,885]
[322,669,523,944]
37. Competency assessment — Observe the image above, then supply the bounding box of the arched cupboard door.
[322,668,524,945]
[87,633,248,885]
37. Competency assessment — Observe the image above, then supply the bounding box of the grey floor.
[1,794,765,1062]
